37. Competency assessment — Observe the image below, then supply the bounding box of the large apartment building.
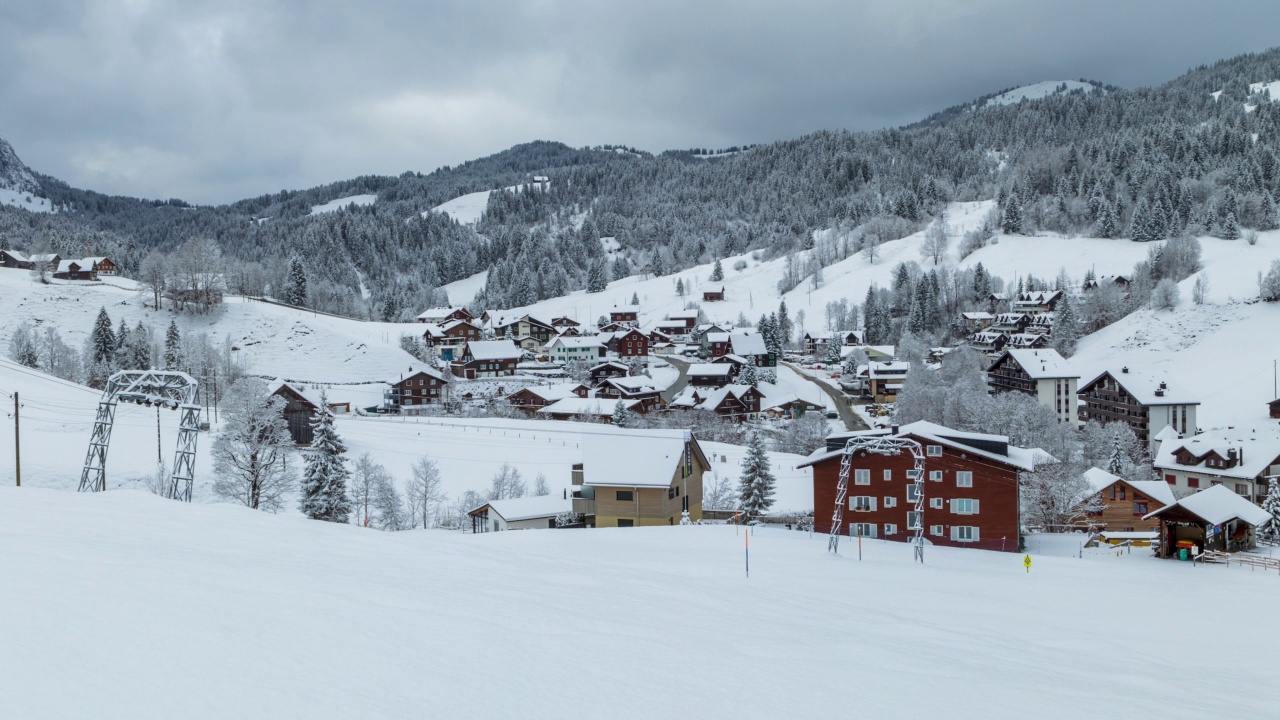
[986,348,1079,424]
[1077,368,1198,449]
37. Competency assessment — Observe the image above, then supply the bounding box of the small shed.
[469,494,573,533]
[268,380,321,445]
[703,286,725,302]
[1143,485,1272,558]
[1269,397,1280,419]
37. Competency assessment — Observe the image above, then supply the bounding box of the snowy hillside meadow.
[3,487,1278,719]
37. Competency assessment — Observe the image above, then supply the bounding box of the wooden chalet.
[1081,467,1175,534]
[665,310,700,330]
[800,421,1044,550]
[969,331,1008,356]
[596,376,663,412]
[416,306,474,324]
[986,348,1078,424]
[609,307,640,326]
[670,384,764,420]
[702,286,725,302]
[989,312,1031,335]
[571,429,711,527]
[1012,290,1063,315]
[422,319,482,360]
[728,332,775,367]
[551,316,580,329]
[494,315,555,350]
[1,251,60,271]
[451,340,522,379]
[1083,274,1132,292]
[589,360,631,385]
[686,363,737,387]
[268,380,322,445]
[607,327,649,357]
[802,330,863,357]
[960,312,994,332]
[864,361,910,404]
[52,259,97,281]
[82,257,117,276]
[703,332,731,358]
[1269,397,1280,419]
[507,383,590,412]
[653,320,691,339]
[389,367,451,409]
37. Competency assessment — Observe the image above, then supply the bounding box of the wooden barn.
[268,380,321,445]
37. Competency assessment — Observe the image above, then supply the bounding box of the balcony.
[571,497,595,516]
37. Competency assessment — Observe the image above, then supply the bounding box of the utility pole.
[13,392,19,487]
[156,405,162,465]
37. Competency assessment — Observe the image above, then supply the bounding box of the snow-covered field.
[308,193,377,215]
[984,80,1099,107]
[426,188,492,224]
[0,186,53,212]
[3,487,1277,719]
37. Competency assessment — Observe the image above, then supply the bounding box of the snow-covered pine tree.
[737,431,776,518]
[1001,192,1024,235]
[710,258,724,282]
[738,360,759,388]
[587,259,608,293]
[1050,291,1081,356]
[90,307,116,366]
[675,277,686,298]
[825,334,843,364]
[1261,480,1280,542]
[299,406,353,523]
[286,257,308,306]
[1105,433,1126,475]
[1220,211,1240,241]
[777,301,792,348]
[611,400,635,428]
[163,320,182,370]
[630,292,639,305]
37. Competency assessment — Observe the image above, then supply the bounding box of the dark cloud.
[2,0,1278,203]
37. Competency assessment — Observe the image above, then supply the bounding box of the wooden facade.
[271,383,320,445]
[610,328,649,357]
[391,369,449,408]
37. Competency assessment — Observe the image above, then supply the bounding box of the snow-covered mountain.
[0,135,52,212]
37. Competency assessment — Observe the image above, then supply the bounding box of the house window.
[852,523,876,538]
[851,496,875,512]
[929,470,943,482]
[956,471,973,487]
[927,445,942,457]
[1188,478,1200,488]
[952,526,979,542]
[884,523,899,536]
[929,498,943,510]
[617,519,635,528]
[1119,486,1126,500]
[930,524,944,536]
[1133,502,1148,515]
[883,469,892,481]
[907,511,922,530]
[1165,474,1176,484]
[884,496,897,508]
[953,499,978,515]
[616,490,634,502]
[906,486,919,502]
[854,469,871,485]
[1236,483,1249,496]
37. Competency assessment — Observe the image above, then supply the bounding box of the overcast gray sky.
[3,1,1279,205]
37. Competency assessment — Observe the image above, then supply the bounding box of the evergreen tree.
[300,408,353,523]
[1050,292,1081,357]
[710,258,724,282]
[777,300,792,347]
[630,292,639,306]
[738,359,759,387]
[675,277,685,297]
[90,308,116,366]
[1261,480,1280,542]
[862,288,881,343]
[1001,192,1024,234]
[611,400,635,428]
[1105,433,1126,475]
[286,257,308,306]
[1128,199,1151,241]
[1220,211,1240,241]
[163,320,182,371]
[737,431,776,518]
[972,263,989,301]
[907,291,926,334]
[587,259,608,293]
[127,322,151,370]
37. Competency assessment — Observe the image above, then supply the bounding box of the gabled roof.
[1080,369,1199,406]
[56,259,86,272]
[802,420,1049,472]
[465,340,522,361]
[603,376,659,393]
[538,398,631,416]
[962,311,994,320]
[705,332,730,344]
[580,428,709,488]
[590,360,630,372]
[729,333,767,356]
[990,348,1078,380]
[416,306,469,321]
[1143,484,1271,526]
[667,310,700,319]
[1153,424,1280,480]
[547,335,603,350]
[266,379,322,409]
[397,367,450,384]
[469,494,572,522]
[687,363,735,377]
[517,383,587,402]
[419,323,446,339]
[1,249,29,262]
[1083,467,1176,507]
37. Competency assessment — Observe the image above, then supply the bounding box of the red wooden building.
[610,328,649,357]
[609,307,639,326]
[799,421,1045,552]
[390,368,451,408]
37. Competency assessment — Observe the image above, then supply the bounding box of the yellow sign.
[1023,554,1032,573]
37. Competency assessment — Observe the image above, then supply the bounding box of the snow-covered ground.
[984,80,1099,107]
[426,188,492,224]
[3,487,1277,719]
[308,193,377,215]
[0,186,53,212]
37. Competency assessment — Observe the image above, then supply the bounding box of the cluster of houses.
[964,289,1062,356]
[1,250,117,280]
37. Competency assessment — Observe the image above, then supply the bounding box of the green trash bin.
[1179,549,1189,561]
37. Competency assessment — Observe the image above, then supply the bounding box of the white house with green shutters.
[546,335,606,363]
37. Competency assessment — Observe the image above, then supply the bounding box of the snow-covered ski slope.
[427,188,493,224]
[309,193,377,215]
[0,271,423,384]
[3,487,1276,719]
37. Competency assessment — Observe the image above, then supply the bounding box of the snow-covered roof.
[962,311,994,320]
[537,398,629,416]
[580,428,703,488]
[465,340,522,361]
[440,318,476,331]
[604,376,659,393]
[805,420,1049,472]
[1153,425,1280,481]
[472,494,572,522]
[1099,531,1158,540]
[521,383,587,402]
[266,378,323,409]
[2,249,28,262]
[1083,468,1177,507]
[590,360,630,372]
[416,307,465,321]
[419,323,445,339]
[1143,484,1271,526]
[1081,369,1199,406]
[706,332,730,344]
[998,349,1078,380]
[687,364,734,377]
[56,259,86,272]
[547,336,603,349]
[868,361,909,378]
[1153,425,1183,443]
[729,333,767,356]
[668,310,699,319]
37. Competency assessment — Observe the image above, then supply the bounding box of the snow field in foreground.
[2,487,1277,719]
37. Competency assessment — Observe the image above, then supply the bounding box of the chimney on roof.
[1121,366,1129,373]
[1159,381,1167,390]
[1154,389,1164,397]
[891,425,900,435]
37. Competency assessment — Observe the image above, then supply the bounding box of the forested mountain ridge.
[4,47,1280,319]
